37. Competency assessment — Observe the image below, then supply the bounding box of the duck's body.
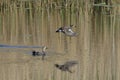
[32,46,47,60]
[32,51,40,56]
[55,61,78,73]
[56,25,77,37]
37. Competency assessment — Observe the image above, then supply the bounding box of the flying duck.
[56,25,77,37]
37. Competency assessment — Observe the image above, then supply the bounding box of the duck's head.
[56,27,65,33]
[55,64,59,67]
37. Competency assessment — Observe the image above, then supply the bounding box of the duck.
[56,25,77,37]
[32,46,48,60]
[55,60,78,73]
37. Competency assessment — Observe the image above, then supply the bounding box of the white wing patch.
[68,29,74,33]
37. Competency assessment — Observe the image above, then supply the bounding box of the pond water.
[0,1,120,80]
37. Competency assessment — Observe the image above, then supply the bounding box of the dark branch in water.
[0,44,43,48]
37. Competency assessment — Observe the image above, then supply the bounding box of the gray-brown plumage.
[55,61,78,73]
[56,25,77,37]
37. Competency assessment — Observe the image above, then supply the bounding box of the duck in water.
[55,60,78,73]
[32,46,48,60]
[56,25,77,37]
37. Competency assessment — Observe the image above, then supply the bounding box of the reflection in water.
[55,60,78,73]
[56,25,78,37]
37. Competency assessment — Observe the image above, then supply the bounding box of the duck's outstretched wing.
[64,61,78,67]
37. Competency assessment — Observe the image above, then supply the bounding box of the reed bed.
[0,0,120,80]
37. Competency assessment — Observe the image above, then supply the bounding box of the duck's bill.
[56,29,62,32]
